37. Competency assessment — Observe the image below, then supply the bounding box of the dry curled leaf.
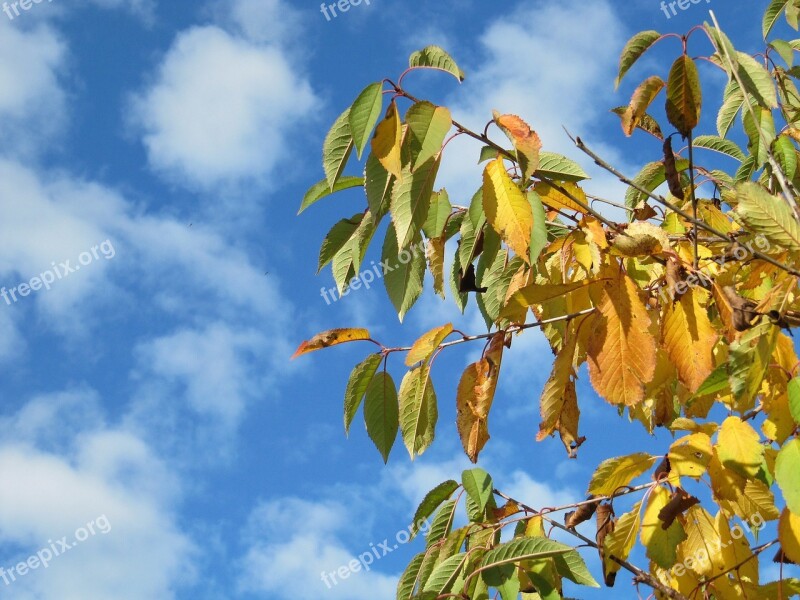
[657,487,699,529]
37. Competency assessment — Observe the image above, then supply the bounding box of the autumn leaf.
[588,453,657,496]
[492,111,542,182]
[665,55,702,137]
[406,323,453,366]
[399,364,438,458]
[661,288,717,393]
[371,100,403,178]
[292,328,371,359]
[622,76,665,136]
[456,333,504,462]
[717,416,765,479]
[483,157,533,263]
[534,181,587,213]
[587,267,657,406]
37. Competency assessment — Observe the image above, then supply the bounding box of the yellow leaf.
[587,453,656,496]
[611,222,670,257]
[292,328,371,359]
[679,506,725,577]
[483,157,533,263]
[581,216,609,249]
[641,485,687,569]
[501,280,598,320]
[668,432,712,480]
[587,268,656,406]
[708,447,746,502]
[661,288,717,393]
[371,100,403,178]
[717,512,758,584]
[622,76,665,136]
[534,181,587,213]
[603,502,642,576]
[779,508,800,564]
[537,326,579,441]
[456,333,504,462]
[717,416,765,479]
[406,323,453,366]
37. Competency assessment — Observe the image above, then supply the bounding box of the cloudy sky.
[0,0,794,598]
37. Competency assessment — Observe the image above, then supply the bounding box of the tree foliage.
[295,5,800,599]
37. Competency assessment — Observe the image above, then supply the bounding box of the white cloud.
[0,394,194,600]
[218,0,303,46]
[133,322,272,426]
[437,0,631,204]
[0,20,65,154]
[239,498,398,600]
[131,24,317,189]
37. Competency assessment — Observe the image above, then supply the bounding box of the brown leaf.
[663,136,685,200]
[456,333,504,462]
[596,503,617,587]
[657,487,699,529]
[652,455,671,481]
[565,496,600,528]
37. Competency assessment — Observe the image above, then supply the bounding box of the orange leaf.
[587,267,656,406]
[456,333,504,462]
[661,288,717,393]
[292,328,371,359]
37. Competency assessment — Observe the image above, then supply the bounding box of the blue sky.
[0,0,797,598]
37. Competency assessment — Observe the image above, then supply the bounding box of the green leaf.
[737,51,779,108]
[693,363,730,397]
[735,181,800,251]
[422,552,467,594]
[717,81,744,137]
[382,222,426,321]
[391,156,441,249]
[775,134,799,179]
[344,353,383,435]
[771,39,796,66]
[588,453,657,496]
[616,30,661,89]
[535,152,590,182]
[693,135,745,161]
[764,0,790,39]
[349,82,384,159]
[789,377,800,424]
[743,103,776,167]
[364,371,398,463]
[365,152,394,219]
[406,101,452,170]
[323,107,354,190]
[397,552,425,600]
[728,320,778,405]
[427,499,458,546]
[529,190,548,265]
[398,364,438,458]
[299,176,363,215]
[665,55,702,137]
[482,538,599,588]
[409,45,465,82]
[318,214,362,273]
[410,480,459,539]
[776,438,800,514]
[331,210,376,293]
[462,468,493,514]
[423,189,452,239]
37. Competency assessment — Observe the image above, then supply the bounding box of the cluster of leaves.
[295,3,800,598]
